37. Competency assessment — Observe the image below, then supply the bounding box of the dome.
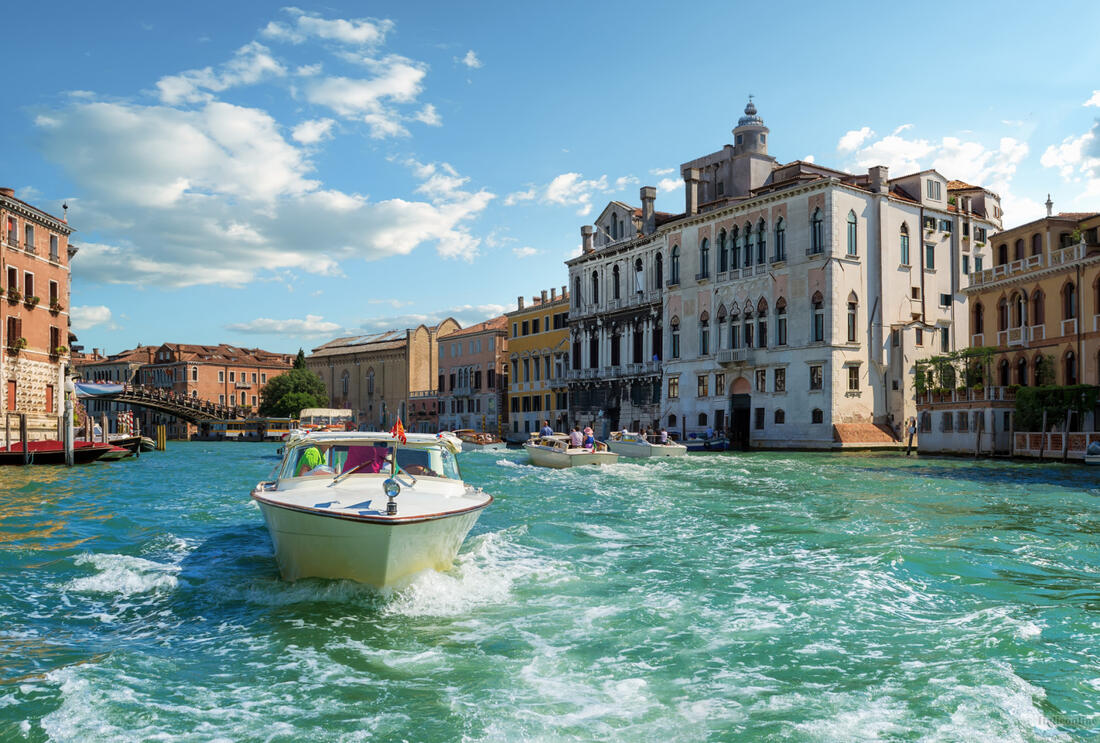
[737,97,764,128]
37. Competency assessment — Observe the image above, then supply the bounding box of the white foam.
[67,553,180,596]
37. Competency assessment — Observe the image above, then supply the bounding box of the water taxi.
[604,431,687,458]
[251,431,492,588]
[523,433,619,469]
[450,429,507,452]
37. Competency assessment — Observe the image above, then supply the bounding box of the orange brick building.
[1,187,75,443]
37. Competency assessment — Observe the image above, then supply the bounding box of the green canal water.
[1,444,1099,741]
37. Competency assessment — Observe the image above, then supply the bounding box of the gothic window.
[776,298,787,345]
[997,298,1008,331]
[743,222,753,267]
[699,238,710,278]
[774,218,786,261]
[847,294,858,342]
[900,223,910,265]
[1014,239,1024,261]
[973,303,984,335]
[574,277,581,308]
[1031,233,1042,256]
[612,265,621,300]
[1031,290,1044,326]
[591,270,599,304]
[718,229,728,272]
[1017,357,1028,386]
[1063,282,1077,320]
[756,219,766,263]
[811,208,824,254]
[699,311,710,356]
[634,258,644,293]
[1065,351,1077,385]
[730,226,741,268]
[655,252,664,288]
[670,246,680,284]
[846,210,857,256]
[756,299,768,349]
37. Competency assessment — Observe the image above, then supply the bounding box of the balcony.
[717,348,754,366]
[694,271,710,282]
[916,386,1016,406]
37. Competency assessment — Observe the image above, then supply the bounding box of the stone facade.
[437,316,508,433]
[505,288,570,437]
[1,187,74,444]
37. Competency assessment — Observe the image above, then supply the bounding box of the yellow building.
[505,287,570,438]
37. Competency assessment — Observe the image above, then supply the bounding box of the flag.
[390,417,407,445]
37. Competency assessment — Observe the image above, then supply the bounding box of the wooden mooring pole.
[19,413,29,465]
[156,425,167,451]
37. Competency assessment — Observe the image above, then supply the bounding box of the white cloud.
[545,173,608,215]
[1040,129,1096,179]
[512,246,537,258]
[358,303,507,332]
[261,8,392,47]
[850,134,936,175]
[1084,91,1100,107]
[614,175,639,190]
[837,126,874,153]
[802,155,815,164]
[657,177,683,193]
[156,42,286,105]
[413,103,441,126]
[458,50,482,69]
[295,63,322,77]
[304,56,432,138]
[891,124,914,136]
[226,314,341,336]
[35,100,494,286]
[71,305,115,331]
[649,167,674,176]
[503,187,536,206]
[291,118,335,144]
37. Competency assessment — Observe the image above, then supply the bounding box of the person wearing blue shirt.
[540,420,554,437]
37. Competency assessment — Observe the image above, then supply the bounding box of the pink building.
[436,316,508,433]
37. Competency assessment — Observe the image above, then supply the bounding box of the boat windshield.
[281,443,462,480]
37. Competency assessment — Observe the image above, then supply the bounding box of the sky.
[6,1,1100,355]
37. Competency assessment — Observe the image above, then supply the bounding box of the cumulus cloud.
[502,187,536,206]
[1085,91,1100,107]
[358,303,508,332]
[512,246,537,258]
[36,100,493,286]
[1040,128,1097,179]
[657,177,683,193]
[303,56,431,138]
[71,305,115,331]
[502,170,641,215]
[261,8,392,46]
[649,167,674,176]
[156,42,285,105]
[457,50,482,69]
[291,117,335,144]
[226,314,341,336]
[837,126,874,153]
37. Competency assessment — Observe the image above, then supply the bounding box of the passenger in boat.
[569,426,584,448]
[582,427,595,450]
[659,428,669,444]
[295,446,332,476]
[540,420,554,437]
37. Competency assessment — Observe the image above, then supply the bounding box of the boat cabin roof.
[286,430,462,454]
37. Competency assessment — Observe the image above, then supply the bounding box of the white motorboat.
[523,433,619,469]
[252,431,492,588]
[450,429,508,453]
[604,431,687,458]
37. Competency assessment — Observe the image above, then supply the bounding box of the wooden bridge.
[91,385,249,424]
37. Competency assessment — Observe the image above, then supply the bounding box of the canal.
[1,443,1098,741]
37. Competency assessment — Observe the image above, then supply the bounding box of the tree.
[259,349,328,417]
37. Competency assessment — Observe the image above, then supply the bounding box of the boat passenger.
[540,420,554,437]
[295,446,333,476]
[582,427,595,450]
[659,428,669,444]
[569,426,584,448]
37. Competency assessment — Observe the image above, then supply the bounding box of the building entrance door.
[730,393,751,450]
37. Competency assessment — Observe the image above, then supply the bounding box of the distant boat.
[523,433,619,468]
[605,431,687,458]
[450,429,507,452]
[683,435,730,452]
[252,431,493,588]
[0,440,113,466]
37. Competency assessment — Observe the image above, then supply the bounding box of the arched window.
[900,223,910,265]
[812,408,823,424]
[847,210,858,256]
[1031,233,1042,256]
[699,311,710,356]
[670,246,680,284]
[717,305,727,350]
[743,222,753,267]
[1063,282,1077,320]
[756,299,768,349]
[591,270,599,304]
[1014,238,1024,261]
[774,409,785,424]
[756,219,767,263]
[997,243,1008,265]
[973,303,984,335]
[718,230,728,272]
[699,238,710,278]
[774,218,786,262]
[1033,354,1047,386]
[669,413,677,427]
[775,298,788,346]
[574,277,581,307]
[847,293,858,343]
[997,297,1008,331]
[1017,357,1028,386]
[1031,290,1044,326]
[1012,292,1024,327]
[655,252,664,288]
[367,369,375,396]
[812,291,824,342]
[670,316,681,359]
[612,264,621,300]
[810,208,824,254]
[730,226,741,268]
[1065,350,1078,385]
[743,306,754,349]
[698,412,708,426]
[998,359,1010,387]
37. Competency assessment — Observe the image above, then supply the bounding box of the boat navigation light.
[383,478,401,515]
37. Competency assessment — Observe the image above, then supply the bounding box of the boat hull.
[460,441,508,453]
[684,438,730,452]
[525,445,619,469]
[255,499,487,587]
[605,440,687,458]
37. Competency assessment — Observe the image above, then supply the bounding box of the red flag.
[390,417,407,445]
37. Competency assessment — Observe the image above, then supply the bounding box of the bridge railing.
[118,385,248,419]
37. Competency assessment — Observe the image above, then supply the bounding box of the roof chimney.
[0,187,13,198]
[1045,194,1053,217]
[550,287,557,300]
[640,186,656,234]
[685,168,701,215]
[517,295,524,310]
[868,166,889,195]
[581,225,595,253]
[540,289,548,303]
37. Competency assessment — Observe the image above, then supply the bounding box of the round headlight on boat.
[383,478,401,499]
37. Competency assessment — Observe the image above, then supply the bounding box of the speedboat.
[684,435,730,452]
[523,433,619,469]
[450,429,507,453]
[605,431,687,458]
[251,431,492,588]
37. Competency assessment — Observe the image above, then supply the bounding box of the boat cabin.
[280,434,462,482]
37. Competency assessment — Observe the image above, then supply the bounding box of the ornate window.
[670,317,681,359]
[756,219,767,264]
[775,298,787,346]
[573,277,581,308]
[730,226,741,268]
[699,311,710,356]
[1031,233,1042,256]
[670,246,680,284]
[1065,351,1078,385]
[1014,239,1024,261]
[1063,282,1077,320]
[655,252,664,288]
[743,222,753,267]
[591,270,599,304]
[612,264,621,300]
[997,298,1008,331]
[812,291,824,342]
[718,230,728,272]
[810,208,824,254]
[900,223,910,265]
[1017,357,1028,386]
[756,299,768,349]
[1031,290,1044,326]
[847,210,858,256]
[743,308,754,349]
[973,303,984,335]
[729,312,740,349]
[699,238,710,278]
[774,218,786,261]
[847,294,858,342]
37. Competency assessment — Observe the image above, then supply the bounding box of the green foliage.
[1014,385,1099,430]
[293,349,307,370]
[1034,354,1056,386]
[258,361,327,418]
[914,346,997,395]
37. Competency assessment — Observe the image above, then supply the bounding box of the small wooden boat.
[252,431,492,588]
[523,433,619,468]
[0,440,114,465]
[450,429,507,452]
[605,431,687,458]
[108,434,144,453]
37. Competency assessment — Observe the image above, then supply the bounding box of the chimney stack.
[1045,194,1053,217]
[685,169,701,215]
[0,187,14,198]
[550,287,557,300]
[540,290,548,304]
[640,186,656,235]
[517,295,524,310]
[868,166,889,195]
[561,284,567,299]
[581,225,595,253]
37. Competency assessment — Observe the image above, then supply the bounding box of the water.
[1,444,1099,742]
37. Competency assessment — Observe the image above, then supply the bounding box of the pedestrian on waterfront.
[569,425,584,448]
[540,419,554,437]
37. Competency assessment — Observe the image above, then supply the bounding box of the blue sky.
[7,1,1100,354]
